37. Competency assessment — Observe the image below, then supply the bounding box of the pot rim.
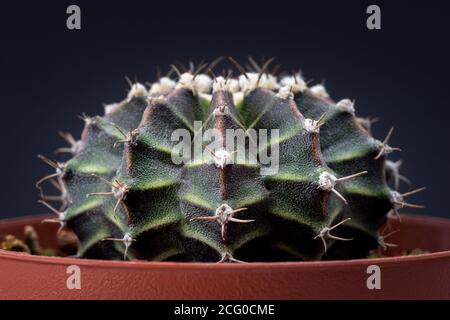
[1,213,449,270]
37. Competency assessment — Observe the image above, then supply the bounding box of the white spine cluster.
[314,218,353,252]
[280,74,307,93]
[57,211,67,223]
[147,95,166,105]
[212,76,229,93]
[213,104,229,117]
[276,86,294,100]
[390,190,403,208]
[190,204,252,241]
[216,204,234,224]
[336,99,355,113]
[175,72,195,90]
[303,118,320,133]
[238,73,279,92]
[102,232,136,260]
[227,79,240,93]
[123,233,134,248]
[193,74,213,94]
[317,170,367,204]
[317,172,337,191]
[239,73,259,92]
[260,74,280,90]
[310,84,329,99]
[210,76,243,108]
[112,183,129,201]
[127,83,148,101]
[212,148,233,168]
[39,200,67,234]
[233,91,244,107]
[149,77,176,95]
[385,160,410,189]
[104,103,119,115]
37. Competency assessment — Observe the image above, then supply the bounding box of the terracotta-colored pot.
[0,214,449,300]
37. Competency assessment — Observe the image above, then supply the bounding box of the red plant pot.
[0,214,449,300]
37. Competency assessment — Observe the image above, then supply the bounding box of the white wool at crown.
[122,70,363,111]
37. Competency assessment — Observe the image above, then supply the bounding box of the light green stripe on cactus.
[269,205,324,231]
[97,118,130,140]
[246,110,270,131]
[130,209,181,236]
[179,192,216,211]
[129,178,178,191]
[181,224,225,253]
[228,226,271,251]
[323,139,377,163]
[272,241,308,260]
[66,196,105,218]
[136,135,180,156]
[151,248,185,262]
[265,174,311,183]
[185,158,260,169]
[257,123,304,153]
[231,193,268,209]
[76,227,114,257]
[343,181,391,198]
[265,167,321,183]
[65,159,117,175]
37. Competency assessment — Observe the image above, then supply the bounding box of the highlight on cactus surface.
[34,57,425,262]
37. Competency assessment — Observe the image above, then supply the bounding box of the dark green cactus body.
[37,64,422,262]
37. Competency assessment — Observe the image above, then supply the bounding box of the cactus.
[36,58,425,262]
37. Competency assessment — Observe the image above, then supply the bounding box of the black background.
[0,0,448,219]
[0,300,441,318]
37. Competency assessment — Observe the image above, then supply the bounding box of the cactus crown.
[37,58,424,262]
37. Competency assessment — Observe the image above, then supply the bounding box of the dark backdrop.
[0,0,448,219]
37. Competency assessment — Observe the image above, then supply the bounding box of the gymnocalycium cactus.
[37,58,425,262]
